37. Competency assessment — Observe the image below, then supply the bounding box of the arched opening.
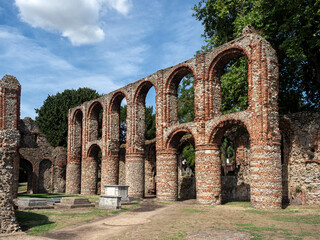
[82,144,101,195]
[279,118,293,206]
[66,109,83,194]
[39,159,52,193]
[211,120,251,204]
[177,134,196,200]
[107,92,127,186]
[209,48,249,116]
[19,158,33,194]
[166,66,195,124]
[134,81,157,197]
[88,101,103,141]
[163,129,196,201]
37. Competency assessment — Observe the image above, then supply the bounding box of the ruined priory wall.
[0,75,20,233]
[281,112,320,205]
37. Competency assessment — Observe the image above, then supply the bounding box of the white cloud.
[102,0,132,15]
[14,0,132,45]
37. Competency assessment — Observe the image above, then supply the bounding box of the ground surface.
[1,199,319,240]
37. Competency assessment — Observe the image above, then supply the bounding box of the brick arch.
[82,143,101,195]
[166,126,196,150]
[134,80,157,105]
[38,159,52,193]
[19,157,34,193]
[209,118,251,146]
[108,91,127,113]
[206,47,249,119]
[164,64,196,125]
[87,143,101,158]
[87,101,103,141]
[72,108,83,124]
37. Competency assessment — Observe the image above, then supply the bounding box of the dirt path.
[1,199,319,240]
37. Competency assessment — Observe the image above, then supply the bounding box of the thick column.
[66,157,81,194]
[195,145,221,204]
[81,157,97,195]
[156,150,178,201]
[101,150,119,195]
[250,144,282,208]
[125,152,144,198]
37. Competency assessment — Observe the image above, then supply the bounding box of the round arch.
[164,65,196,124]
[134,80,157,105]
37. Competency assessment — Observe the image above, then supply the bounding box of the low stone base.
[54,197,94,209]
[99,196,121,209]
[17,198,54,210]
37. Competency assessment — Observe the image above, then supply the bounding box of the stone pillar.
[195,145,221,204]
[156,150,178,201]
[81,156,97,195]
[66,160,81,194]
[125,152,144,198]
[52,147,67,193]
[0,75,21,233]
[250,144,282,208]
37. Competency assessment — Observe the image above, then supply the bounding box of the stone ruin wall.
[0,75,20,233]
[280,112,320,205]
[66,26,319,208]
[19,117,67,194]
[66,26,283,208]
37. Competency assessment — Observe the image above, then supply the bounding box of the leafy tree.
[177,74,195,123]
[193,0,320,113]
[145,106,156,140]
[35,88,101,148]
[181,142,195,171]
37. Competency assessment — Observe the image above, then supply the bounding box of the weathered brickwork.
[0,75,20,233]
[66,26,318,208]
[19,117,67,194]
[280,112,320,205]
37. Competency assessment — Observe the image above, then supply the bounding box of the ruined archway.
[66,109,83,194]
[87,101,103,141]
[19,158,34,194]
[81,144,101,195]
[38,159,53,193]
[165,65,195,125]
[157,127,196,201]
[103,91,127,190]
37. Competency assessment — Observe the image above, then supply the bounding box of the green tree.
[193,0,320,113]
[119,105,127,144]
[35,88,101,148]
[177,74,195,123]
[145,106,156,140]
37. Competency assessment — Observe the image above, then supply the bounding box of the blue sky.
[0,0,204,119]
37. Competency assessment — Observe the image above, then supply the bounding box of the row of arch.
[66,29,282,208]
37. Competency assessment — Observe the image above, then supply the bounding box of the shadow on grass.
[18,193,78,199]
[15,210,55,235]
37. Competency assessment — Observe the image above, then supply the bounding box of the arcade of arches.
[67,26,286,209]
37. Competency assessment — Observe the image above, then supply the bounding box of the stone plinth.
[55,197,94,209]
[17,198,53,210]
[99,196,121,209]
[99,185,130,209]
[104,185,130,202]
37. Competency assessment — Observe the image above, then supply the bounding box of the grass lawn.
[16,192,139,235]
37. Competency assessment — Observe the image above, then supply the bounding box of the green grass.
[236,223,293,239]
[18,185,28,193]
[223,201,251,207]
[182,208,208,213]
[244,209,268,215]
[15,196,140,235]
[272,214,320,224]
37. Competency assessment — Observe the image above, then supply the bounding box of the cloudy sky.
[0,0,204,119]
